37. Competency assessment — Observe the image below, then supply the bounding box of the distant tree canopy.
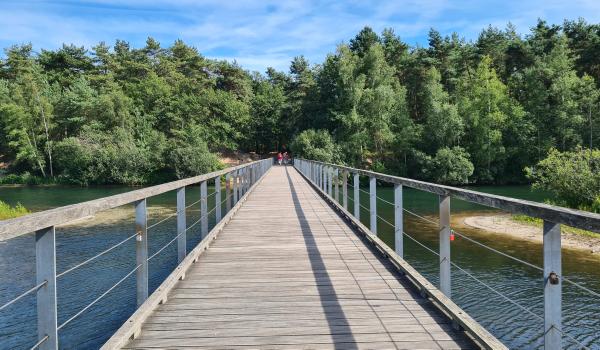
[1,19,599,187]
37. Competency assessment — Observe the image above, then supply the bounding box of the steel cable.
[0,281,47,312]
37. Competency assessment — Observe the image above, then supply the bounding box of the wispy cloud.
[1,0,600,72]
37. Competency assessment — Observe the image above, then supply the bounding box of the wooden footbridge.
[1,158,600,349]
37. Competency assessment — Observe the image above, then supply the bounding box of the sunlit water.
[0,181,599,349]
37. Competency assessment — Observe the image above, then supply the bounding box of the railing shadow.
[284,167,358,350]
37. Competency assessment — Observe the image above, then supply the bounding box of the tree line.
[0,19,599,192]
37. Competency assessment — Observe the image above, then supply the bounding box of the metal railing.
[0,159,272,350]
[295,158,600,350]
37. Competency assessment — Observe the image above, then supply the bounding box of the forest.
[0,19,599,210]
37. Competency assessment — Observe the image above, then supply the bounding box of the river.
[0,183,599,349]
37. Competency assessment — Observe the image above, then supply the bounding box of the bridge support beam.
[394,184,403,258]
[544,221,561,350]
[354,173,360,220]
[369,177,377,235]
[200,181,208,239]
[36,226,58,350]
[177,187,186,262]
[439,195,451,298]
[135,199,149,308]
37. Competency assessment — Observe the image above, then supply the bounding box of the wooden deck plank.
[122,166,476,350]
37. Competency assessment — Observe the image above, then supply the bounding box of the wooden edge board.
[295,166,509,350]
[0,159,271,241]
[100,167,272,350]
[297,159,600,233]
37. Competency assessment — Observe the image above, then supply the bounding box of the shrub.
[431,147,474,185]
[0,200,29,220]
[290,129,341,163]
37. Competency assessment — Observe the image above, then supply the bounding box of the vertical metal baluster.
[177,187,186,262]
[215,176,221,223]
[200,181,208,239]
[135,199,148,307]
[353,173,360,220]
[544,221,562,350]
[369,177,377,235]
[225,173,232,212]
[233,170,238,204]
[439,195,451,297]
[394,184,403,258]
[334,168,339,202]
[342,170,348,210]
[327,167,333,196]
[36,226,58,350]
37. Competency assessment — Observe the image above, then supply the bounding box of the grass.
[0,200,30,220]
[511,214,600,239]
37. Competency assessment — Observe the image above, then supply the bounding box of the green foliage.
[526,148,600,212]
[168,124,221,179]
[431,147,474,185]
[290,129,340,163]
[0,200,29,220]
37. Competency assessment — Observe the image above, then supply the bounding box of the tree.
[290,129,340,163]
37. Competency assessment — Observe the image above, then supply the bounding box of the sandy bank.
[455,213,600,255]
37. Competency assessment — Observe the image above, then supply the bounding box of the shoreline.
[453,212,600,256]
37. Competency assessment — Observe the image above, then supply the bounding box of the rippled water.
[0,183,599,349]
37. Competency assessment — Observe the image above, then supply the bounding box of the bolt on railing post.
[36,226,58,350]
[215,176,222,222]
[369,177,377,235]
[394,184,404,258]
[200,180,208,239]
[342,170,348,210]
[439,195,451,297]
[176,187,186,262]
[135,199,148,307]
[354,173,360,220]
[544,220,562,350]
[334,168,339,202]
[225,173,232,212]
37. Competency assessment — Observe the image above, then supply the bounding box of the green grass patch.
[0,200,29,220]
[511,214,600,239]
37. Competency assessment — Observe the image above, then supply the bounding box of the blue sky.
[1,0,600,72]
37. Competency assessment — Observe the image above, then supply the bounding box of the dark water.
[0,183,599,349]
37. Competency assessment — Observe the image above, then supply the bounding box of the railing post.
[323,166,327,192]
[354,173,360,220]
[135,199,148,307]
[369,176,377,235]
[342,170,348,210]
[225,173,232,212]
[200,180,208,239]
[176,187,186,262]
[233,170,238,204]
[334,168,339,202]
[439,195,451,297]
[327,167,333,196]
[394,184,403,258]
[544,221,562,350]
[215,176,222,222]
[36,226,58,350]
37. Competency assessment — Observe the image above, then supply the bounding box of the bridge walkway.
[123,166,474,349]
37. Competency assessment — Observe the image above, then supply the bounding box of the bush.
[168,124,221,179]
[431,147,474,185]
[526,148,600,212]
[290,129,341,163]
[0,200,29,220]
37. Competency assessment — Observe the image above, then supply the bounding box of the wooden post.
[544,221,562,350]
[342,170,348,210]
[200,181,208,239]
[394,184,403,258]
[135,199,148,307]
[354,173,360,220]
[439,195,451,297]
[215,176,222,222]
[225,173,232,212]
[176,187,186,263]
[369,176,377,235]
[36,226,58,350]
